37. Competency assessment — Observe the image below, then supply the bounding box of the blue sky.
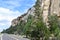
[0,0,36,32]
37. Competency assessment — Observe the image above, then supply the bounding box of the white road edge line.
[1,34,3,40]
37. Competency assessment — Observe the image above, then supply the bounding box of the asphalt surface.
[0,34,30,40]
[0,37,1,40]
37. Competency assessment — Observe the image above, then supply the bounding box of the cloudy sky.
[0,0,36,32]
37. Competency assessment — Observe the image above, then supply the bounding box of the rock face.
[11,0,60,26]
[11,7,35,26]
[50,0,60,16]
[42,0,50,25]
[42,0,60,15]
[42,0,60,26]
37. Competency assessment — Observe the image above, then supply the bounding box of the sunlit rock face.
[42,0,50,23]
[50,0,60,16]
[41,0,60,27]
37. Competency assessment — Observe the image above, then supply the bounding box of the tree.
[23,15,34,38]
[22,0,50,40]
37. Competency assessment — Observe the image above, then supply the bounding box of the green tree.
[23,15,34,38]
[23,0,50,40]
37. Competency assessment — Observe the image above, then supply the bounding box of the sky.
[0,0,36,32]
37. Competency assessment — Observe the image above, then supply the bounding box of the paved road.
[0,34,30,40]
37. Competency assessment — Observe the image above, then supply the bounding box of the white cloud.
[0,7,22,21]
[0,7,23,32]
[0,7,22,29]
[0,23,6,26]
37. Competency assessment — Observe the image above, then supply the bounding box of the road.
[0,34,30,40]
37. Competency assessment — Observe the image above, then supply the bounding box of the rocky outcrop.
[11,7,35,26]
